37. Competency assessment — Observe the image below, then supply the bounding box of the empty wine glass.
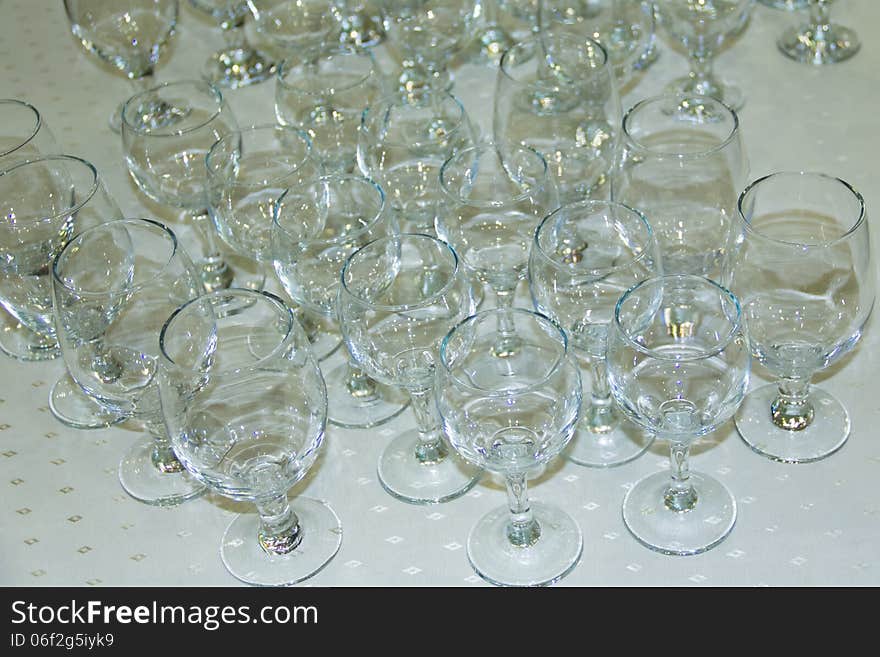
[53,218,205,505]
[612,93,748,280]
[777,0,859,64]
[495,31,621,203]
[333,0,386,48]
[654,0,751,110]
[437,308,582,586]
[64,0,180,132]
[246,0,340,62]
[723,172,874,463]
[338,233,480,504]
[529,200,661,467]
[606,275,750,555]
[121,79,250,293]
[188,0,275,88]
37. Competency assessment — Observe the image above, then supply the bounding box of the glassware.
[188,0,275,88]
[759,0,808,9]
[273,173,407,428]
[529,200,660,467]
[246,0,340,62]
[121,79,250,293]
[338,233,480,504]
[612,93,748,280]
[52,218,205,505]
[777,0,859,64]
[275,49,382,173]
[607,274,750,555]
[63,0,180,133]
[471,0,538,64]
[654,0,751,110]
[495,32,621,203]
[723,172,874,463]
[333,0,386,48]
[437,308,582,586]
[159,288,339,585]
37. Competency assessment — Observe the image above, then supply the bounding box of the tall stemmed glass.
[121,80,245,293]
[52,219,205,506]
[724,172,874,463]
[654,0,752,110]
[437,308,582,586]
[530,200,660,467]
[495,32,621,203]
[159,289,339,586]
[338,234,480,504]
[606,275,750,555]
[777,0,859,64]
[64,0,180,133]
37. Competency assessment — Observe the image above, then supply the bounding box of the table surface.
[1,0,879,588]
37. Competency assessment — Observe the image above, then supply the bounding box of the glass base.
[622,469,736,556]
[49,373,127,430]
[564,421,654,468]
[471,24,515,64]
[664,75,744,112]
[467,501,582,587]
[220,497,342,586]
[377,429,481,504]
[323,356,409,429]
[735,382,849,463]
[0,314,58,361]
[778,23,860,65]
[118,438,205,507]
[204,46,275,89]
[758,0,808,9]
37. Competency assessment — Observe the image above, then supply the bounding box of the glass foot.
[622,469,736,556]
[323,356,409,429]
[777,22,860,65]
[118,438,205,507]
[204,46,275,89]
[49,372,127,430]
[377,428,481,504]
[735,382,849,463]
[758,0,808,9]
[468,501,582,587]
[664,75,744,112]
[0,313,58,361]
[564,421,654,468]
[221,497,342,586]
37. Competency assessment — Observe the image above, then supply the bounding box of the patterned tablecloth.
[1,0,878,587]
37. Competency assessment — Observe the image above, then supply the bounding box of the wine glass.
[495,31,621,203]
[723,172,874,463]
[52,218,205,506]
[777,0,859,64]
[654,0,752,110]
[338,233,480,504]
[436,308,583,586]
[188,0,275,88]
[121,79,251,294]
[606,274,750,555]
[529,199,661,467]
[246,0,340,62]
[612,93,748,280]
[64,0,180,133]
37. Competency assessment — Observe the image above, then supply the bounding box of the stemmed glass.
[436,308,583,586]
[52,218,205,506]
[495,32,621,203]
[159,288,339,585]
[654,0,752,110]
[723,172,874,463]
[777,0,859,64]
[338,234,480,504]
[612,93,748,280]
[529,200,660,467]
[121,79,248,293]
[64,0,180,133]
[606,275,750,555]
[188,0,275,88]
[246,0,339,62]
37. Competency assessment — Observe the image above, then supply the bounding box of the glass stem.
[408,385,448,465]
[687,51,718,93]
[664,441,697,512]
[344,355,378,402]
[221,19,247,51]
[771,377,814,431]
[504,472,541,547]
[255,494,303,555]
[189,210,232,292]
[146,420,184,475]
[582,352,618,434]
[809,1,831,33]
[491,285,521,358]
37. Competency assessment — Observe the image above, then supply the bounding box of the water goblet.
[436,308,582,586]
[777,0,859,64]
[338,233,480,504]
[529,199,660,467]
[606,274,750,555]
[723,172,874,463]
[52,218,205,505]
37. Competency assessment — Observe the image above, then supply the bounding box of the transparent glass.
[777,0,860,65]
[723,172,874,463]
[332,0,386,48]
[606,275,750,555]
[759,0,808,9]
[246,0,339,62]
[471,0,538,64]
[529,200,661,467]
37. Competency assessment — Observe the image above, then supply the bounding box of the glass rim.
[0,98,43,159]
[0,154,100,225]
[360,92,470,149]
[498,32,610,84]
[121,80,227,137]
[206,123,314,189]
[276,48,376,94]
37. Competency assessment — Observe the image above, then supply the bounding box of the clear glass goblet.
[64,0,180,133]
[159,288,340,585]
[338,233,480,504]
[606,274,750,555]
[52,218,205,506]
[246,0,340,62]
[777,0,859,65]
[495,31,621,203]
[529,199,661,467]
[437,308,583,586]
[723,172,874,463]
